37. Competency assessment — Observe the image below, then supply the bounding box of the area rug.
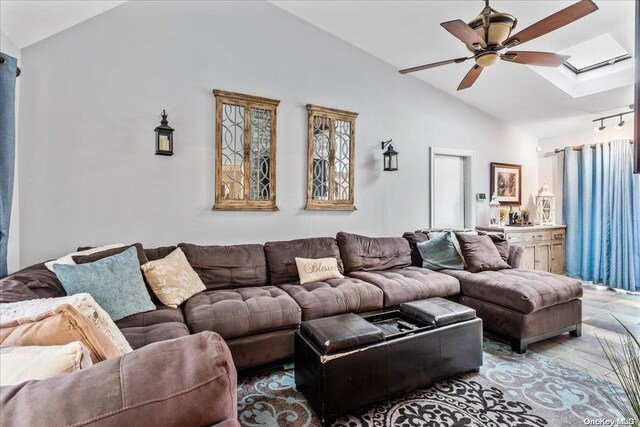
[237,338,623,427]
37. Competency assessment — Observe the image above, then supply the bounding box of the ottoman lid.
[400,297,475,327]
[300,313,385,355]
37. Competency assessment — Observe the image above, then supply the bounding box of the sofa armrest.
[508,245,523,268]
[0,332,238,427]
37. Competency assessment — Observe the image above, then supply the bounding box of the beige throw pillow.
[0,294,133,354]
[0,304,124,363]
[141,248,206,308]
[295,257,344,285]
[0,342,93,386]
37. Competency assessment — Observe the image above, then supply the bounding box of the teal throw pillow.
[53,246,155,321]
[417,232,465,270]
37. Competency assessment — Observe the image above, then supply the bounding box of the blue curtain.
[0,53,17,277]
[564,140,640,292]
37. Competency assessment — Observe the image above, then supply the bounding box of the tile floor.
[527,284,640,384]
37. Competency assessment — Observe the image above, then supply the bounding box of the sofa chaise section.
[336,232,460,307]
[264,237,384,320]
[443,267,583,353]
[179,242,301,370]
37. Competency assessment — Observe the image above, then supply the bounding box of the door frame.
[429,147,476,229]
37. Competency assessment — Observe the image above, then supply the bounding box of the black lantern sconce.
[154,110,174,156]
[381,139,398,171]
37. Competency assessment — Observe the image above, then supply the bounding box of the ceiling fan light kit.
[399,0,599,90]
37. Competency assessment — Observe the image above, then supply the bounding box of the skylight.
[562,34,631,74]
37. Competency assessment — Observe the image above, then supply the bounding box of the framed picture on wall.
[490,162,522,205]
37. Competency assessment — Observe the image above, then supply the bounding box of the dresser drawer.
[523,231,551,242]
[505,234,523,244]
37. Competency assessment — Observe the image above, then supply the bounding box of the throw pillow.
[485,233,510,262]
[52,247,155,321]
[140,248,206,308]
[0,304,123,363]
[72,243,149,267]
[0,293,133,354]
[455,233,511,273]
[44,244,125,272]
[0,342,93,386]
[416,232,465,270]
[295,257,344,284]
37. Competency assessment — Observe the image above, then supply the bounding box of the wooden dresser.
[476,225,566,274]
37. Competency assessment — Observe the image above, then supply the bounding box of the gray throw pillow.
[454,233,511,273]
[416,232,464,270]
[485,233,510,262]
[53,247,155,321]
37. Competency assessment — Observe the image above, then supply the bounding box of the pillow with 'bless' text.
[295,257,344,284]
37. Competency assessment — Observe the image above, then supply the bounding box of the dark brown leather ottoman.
[294,298,483,425]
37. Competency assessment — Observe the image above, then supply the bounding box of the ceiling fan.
[399,0,599,90]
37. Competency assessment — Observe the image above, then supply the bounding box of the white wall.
[538,123,635,223]
[1,31,20,273]
[17,1,538,266]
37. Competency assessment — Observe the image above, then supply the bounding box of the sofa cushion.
[178,243,268,290]
[119,322,191,350]
[348,266,460,307]
[336,232,411,273]
[455,233,510,273]
[183,286,301,339]
[115,305,185,329]
[402,232,430,267]
[144,246,178,262]
[0,279,39,303]
[279,277,384,320]
[1,263,66,299]
[264,237,344,285]
[441,269,583,314]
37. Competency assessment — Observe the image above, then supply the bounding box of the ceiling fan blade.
[399,57,472,74]
[457,65,483,91]
[503,0,598,47]
[441,20,486,49]
[502,51,571,67]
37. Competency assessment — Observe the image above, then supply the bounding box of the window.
[213,90,279,211]
[562,34,631,74]
[305,104,358,211]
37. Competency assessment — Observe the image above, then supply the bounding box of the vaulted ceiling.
[1,0,635,139]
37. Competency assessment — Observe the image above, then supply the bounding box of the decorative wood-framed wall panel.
[213,89,280,211]
[305,104,358,211]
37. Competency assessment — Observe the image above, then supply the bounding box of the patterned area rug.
[237,338,623,427]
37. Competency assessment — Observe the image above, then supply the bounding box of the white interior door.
[433,154,465,229]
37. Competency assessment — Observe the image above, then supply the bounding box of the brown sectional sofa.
[0,230,584,425]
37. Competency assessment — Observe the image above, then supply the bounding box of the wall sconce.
[381,139,398,171]
[154,110,174,156]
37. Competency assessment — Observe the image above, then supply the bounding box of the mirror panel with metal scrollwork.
[213,90,279,211]
[305,104,358,211]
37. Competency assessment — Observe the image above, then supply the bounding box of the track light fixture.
[592,107,634,133]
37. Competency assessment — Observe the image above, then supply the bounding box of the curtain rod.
[0,56,20,77]
[554,140,634,154]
